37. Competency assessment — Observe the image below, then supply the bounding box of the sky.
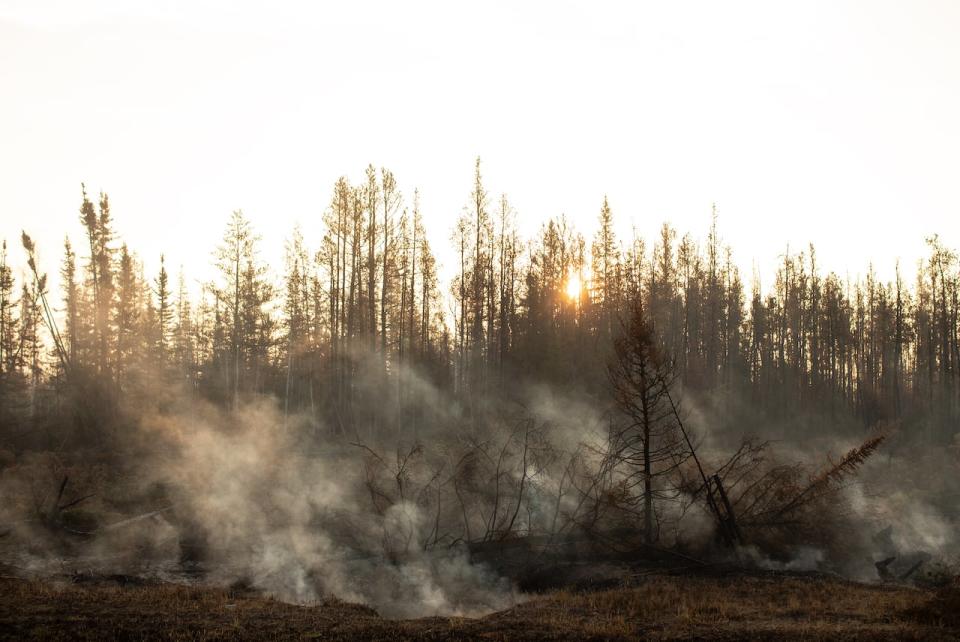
[1,0,959,296]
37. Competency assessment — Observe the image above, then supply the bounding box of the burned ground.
[0,570,957,640]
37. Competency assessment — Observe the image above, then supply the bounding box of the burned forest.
[3,3,960,636]
[1,162,959,639]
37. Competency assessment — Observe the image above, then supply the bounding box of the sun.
[565,273,582,300]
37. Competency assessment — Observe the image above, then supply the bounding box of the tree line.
[1,159,958,450]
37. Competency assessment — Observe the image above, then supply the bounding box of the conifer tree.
[155,254,172,363]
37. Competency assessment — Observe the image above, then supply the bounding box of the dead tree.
[607,298,690,543]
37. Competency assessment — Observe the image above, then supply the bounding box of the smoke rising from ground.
[1,356,958,617]
[1,359,533,618]
[133,396,523,617]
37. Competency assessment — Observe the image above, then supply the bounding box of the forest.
[1,159,960,636]
[2,159,959,448]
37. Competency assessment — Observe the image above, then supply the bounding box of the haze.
[2,0,959,288]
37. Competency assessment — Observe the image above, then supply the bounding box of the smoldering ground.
[1,363,958,619]
[0,394,523,618]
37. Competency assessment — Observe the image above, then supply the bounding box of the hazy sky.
[2,1,959,294]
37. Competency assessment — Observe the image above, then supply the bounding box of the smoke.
[2,357,958,618]
[141,398,522,617]
[735,544,826,572]
[0,393,521,618]
[699,431,960,581]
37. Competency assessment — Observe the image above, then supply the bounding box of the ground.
[0,571,958,640]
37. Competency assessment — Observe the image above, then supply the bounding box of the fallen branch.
[100,506,175,532]
[776,434,886,519]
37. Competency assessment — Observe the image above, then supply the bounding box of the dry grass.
[0,573,956,640]
[493,573,955,640]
